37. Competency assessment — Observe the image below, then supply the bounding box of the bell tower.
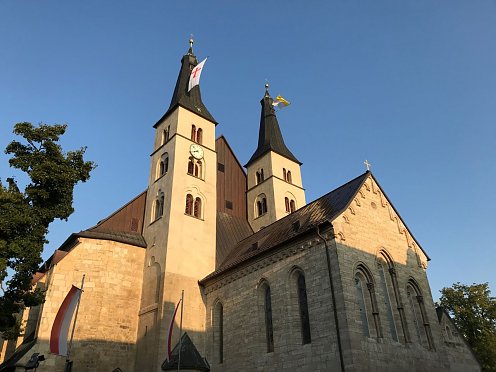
[245,84,306,231]
[135,39,217,371]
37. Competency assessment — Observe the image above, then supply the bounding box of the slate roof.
[154,46,216,127]
[161,332,210,371]
[216,212,253,268]
[201,171,370,284]
[245,90,300,167]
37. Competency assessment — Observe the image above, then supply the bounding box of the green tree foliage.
[0,122,95,338]
[440,282,496,371]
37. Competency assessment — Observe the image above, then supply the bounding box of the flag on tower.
[50,285,82,356]
[272,95,290,109]
[167,298,182,361]
[188,58,207,92]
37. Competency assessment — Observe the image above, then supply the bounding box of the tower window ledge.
[186,173,205,182]
[149,216,163,226]
[154,173,168,183]
[254,212,267,220]
[184,213,204,221]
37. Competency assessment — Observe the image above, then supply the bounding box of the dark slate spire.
[154,38,216,127]
[245,84,301,167]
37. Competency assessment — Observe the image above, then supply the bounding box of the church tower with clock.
[135,39,218,371]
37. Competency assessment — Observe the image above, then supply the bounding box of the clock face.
[190,144,204,160]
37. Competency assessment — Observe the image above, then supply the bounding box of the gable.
[332,173,429,268]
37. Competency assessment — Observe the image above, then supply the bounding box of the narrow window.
[197,128,203,144]
[378,263,398,341]
[194,197,202,218]
[214,303,224,364]
[166,125,170,141]
[191,125,196,141]
[188,158,194,175]
[154,193,164,220]
[196,160,202,178]
[285,197,290,212]
[159,161,165,178]
[154,199,161,220]
[185,194,193,215]
[162,129,167,145]
[283,168,286,180]
[262,198,267,214]
[289,199,296,213]
[164,156,169,173]
[407,287,422,342]
[264,286,274,352]
[257,201,263,217]
[287,170,292,184]
[256,171,261,185]
[297,273,311,344]
[355,275,370,337]
[260,169,264,181]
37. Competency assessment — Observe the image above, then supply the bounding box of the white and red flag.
[50,285,82,356]
[188,58,207,92]
[166,298,182,361]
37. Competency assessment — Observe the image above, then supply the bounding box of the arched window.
[194,197,202,218]
[406,280,435,349]
[162,125,170,145]
[256,169,265,185]
[286,170,292,183]
[289,199,296,213]
[256,194,267,217]
[185,194,193,215]
[213,302,224,364]
[188,157,203,179]
[258,282,274,353]
[196,128,203,144]
[445,325,453,341]
[191,125,196,141]
[283,168,286,180]
[159,161,165,178]
[285,197,290,212]
[188,158,194,175]
[355,264,382,339]
[157,153,169,179]
[355,273,370,337]
[377,261,398,341]
[296,272,311,344]
[153,192,164,221]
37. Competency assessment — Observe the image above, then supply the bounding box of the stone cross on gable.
[364,159,371,171]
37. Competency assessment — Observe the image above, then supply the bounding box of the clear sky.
[1,1,495,300]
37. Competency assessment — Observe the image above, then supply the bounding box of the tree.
[440,282,496,371]
[0,122,95,338]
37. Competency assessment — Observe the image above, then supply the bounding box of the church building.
[0,41,480,371]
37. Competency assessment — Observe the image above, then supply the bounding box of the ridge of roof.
[216,135,247,175]
[201,172,370,284]
[245,90,300,167]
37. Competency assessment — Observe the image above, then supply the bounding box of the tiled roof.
[201,172,370,284]
[76,229,147,248]
[245,90,300,167]
[216,212,253,268]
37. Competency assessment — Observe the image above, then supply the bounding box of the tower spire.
[245,84,300,167]
[153,39,216,127]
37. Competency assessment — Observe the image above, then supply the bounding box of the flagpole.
[65,274,85,370]
[177,290,184,372]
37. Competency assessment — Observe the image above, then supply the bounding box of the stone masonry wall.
[16,237,145,372]
[204,233,342,372]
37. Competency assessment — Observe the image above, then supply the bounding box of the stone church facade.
[0,42,480,371]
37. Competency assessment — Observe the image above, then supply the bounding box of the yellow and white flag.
[272,95,290,109]
[188,58,207,92]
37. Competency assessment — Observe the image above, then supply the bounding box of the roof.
[0,332,37,371]
[154,47,216,127]
[245,90,300,167]
[216,212,253,268]
[201,171,370,284]
[161,332,210,371]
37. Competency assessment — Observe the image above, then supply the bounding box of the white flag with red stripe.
[188,58,207,92]
[166,299,182,361]
[50,285,82,356]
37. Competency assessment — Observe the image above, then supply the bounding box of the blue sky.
[1,1,495,300]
